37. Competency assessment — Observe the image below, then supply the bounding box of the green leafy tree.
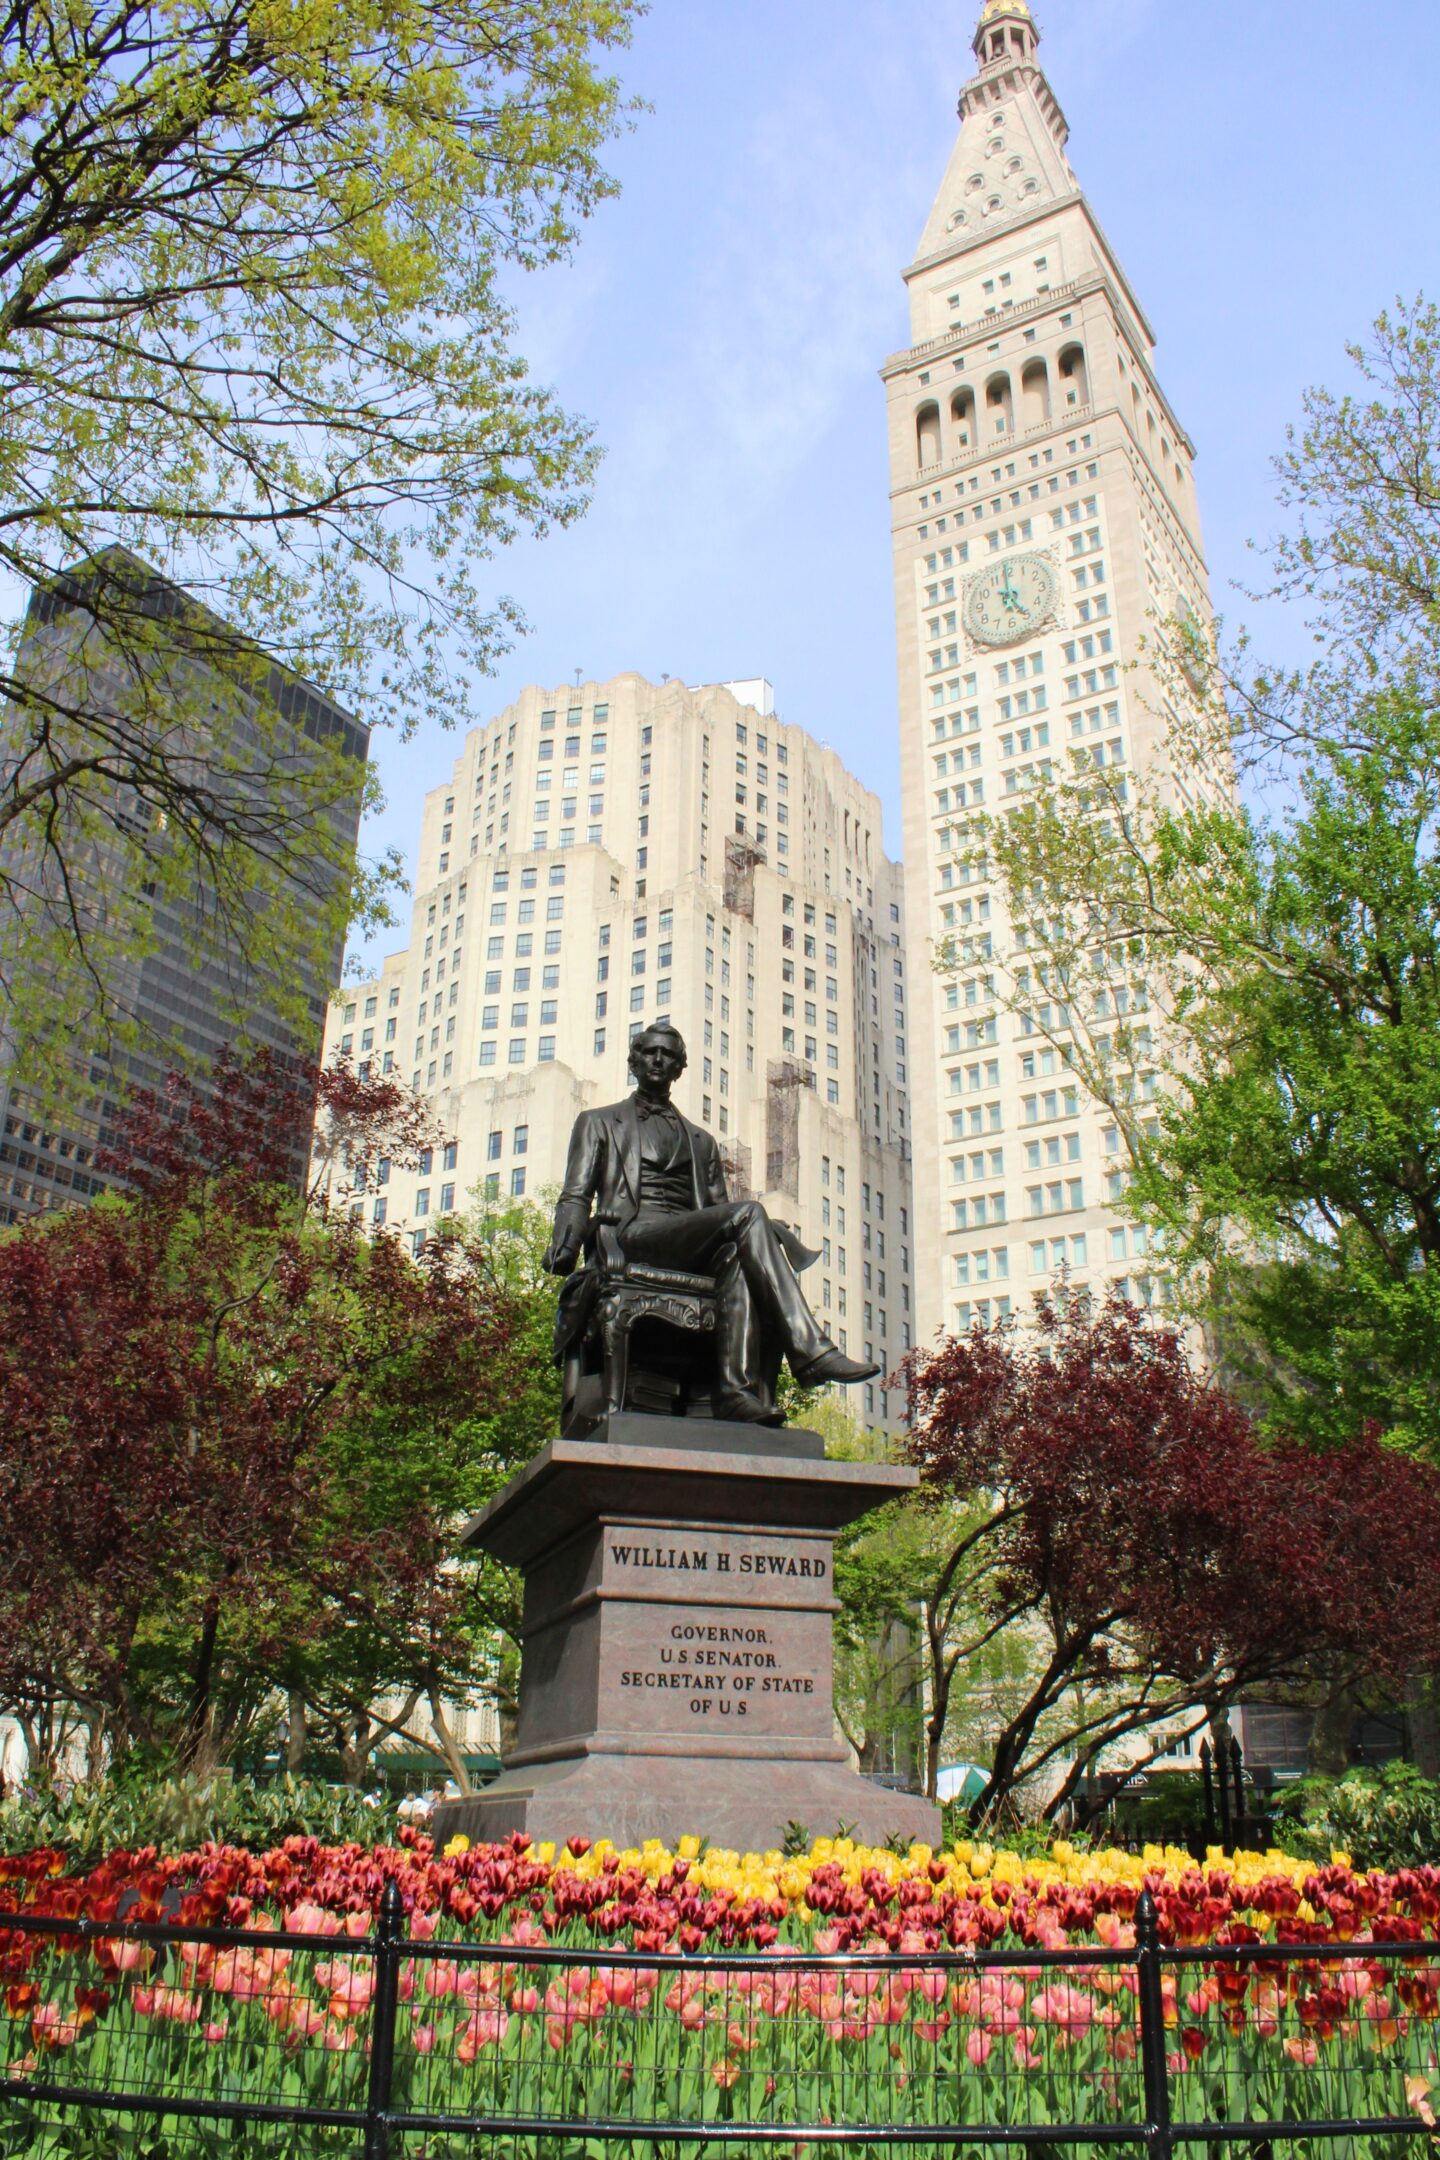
[815,1399,930,1789]
[0,0,640,1084]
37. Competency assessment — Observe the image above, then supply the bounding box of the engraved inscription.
[599,1527,834,1735]
[609,1541,826,1578]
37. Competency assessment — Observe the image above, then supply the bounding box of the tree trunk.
[285,1689,308,1773]
[340,1709,372,1788]
[1308,1679,1357,1779]
[83,1706,108,1787]
[427,1687,473,1797]
[181,1594,223,1772]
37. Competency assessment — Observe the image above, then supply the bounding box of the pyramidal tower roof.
[911,2,1079,271]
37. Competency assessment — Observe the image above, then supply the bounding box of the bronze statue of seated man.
[542,1023,880,1425]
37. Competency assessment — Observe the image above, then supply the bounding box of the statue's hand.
[543,1238,579,1277]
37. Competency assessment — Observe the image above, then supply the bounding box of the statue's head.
[628,1022,687,1090]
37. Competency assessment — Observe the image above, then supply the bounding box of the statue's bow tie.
[635,1098,677,1122]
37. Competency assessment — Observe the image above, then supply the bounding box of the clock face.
[964,552,1058,647]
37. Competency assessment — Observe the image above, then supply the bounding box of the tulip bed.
[2,1831,1440,2156]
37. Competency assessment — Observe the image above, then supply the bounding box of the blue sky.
[352,0,1440,971]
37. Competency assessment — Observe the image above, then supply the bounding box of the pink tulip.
[1031,1982,1096,2036]
[285,1900,337,1937]
[457,2008,509,2060]
[1013,2029,1045,2070]
[101,1938,152,1975]
[966,2027,993,2067]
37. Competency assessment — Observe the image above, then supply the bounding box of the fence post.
[364,1880,406,2160]
[1200,1740,1216,1843]
[1135,1888,1174,2160]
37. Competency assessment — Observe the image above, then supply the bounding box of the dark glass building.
[0,552,370,1219]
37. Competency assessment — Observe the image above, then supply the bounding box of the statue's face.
[629,1030,686,1091]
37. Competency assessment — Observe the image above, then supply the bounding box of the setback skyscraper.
[886,0,1226,1346]
[322,673,916,1428]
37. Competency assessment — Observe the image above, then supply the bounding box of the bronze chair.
[558,1223,738,1437]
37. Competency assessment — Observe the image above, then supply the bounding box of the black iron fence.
[2,1886,1438,2156]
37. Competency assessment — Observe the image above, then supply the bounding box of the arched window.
[985,372,1014,438]
[1020,358,1051,430]
[916,401,941,468]
[951,387,976,449]
[1058,342,1090,409]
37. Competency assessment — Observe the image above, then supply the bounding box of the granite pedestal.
[431,1413,940,1854]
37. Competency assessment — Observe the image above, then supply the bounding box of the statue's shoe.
[788,1343,883,1387]
[713,1389,787,1427]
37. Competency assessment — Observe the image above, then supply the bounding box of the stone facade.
[887,0,1229,1347]
[321,674,916,1427]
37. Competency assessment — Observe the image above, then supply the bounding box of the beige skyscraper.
[887,0,1222,1347]
[323,673,915,1426]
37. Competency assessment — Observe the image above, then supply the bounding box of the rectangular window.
[440,1182,455,1212]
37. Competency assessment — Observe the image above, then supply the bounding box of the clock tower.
[885,0,1221,1347]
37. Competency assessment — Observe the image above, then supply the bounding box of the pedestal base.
[433,1753,940,1855]
[433,1416,941,1856]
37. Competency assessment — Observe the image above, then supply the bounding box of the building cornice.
[881,263,1194,460]
[958,52,1070,154]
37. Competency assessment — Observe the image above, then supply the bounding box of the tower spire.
[973,0,1039,72]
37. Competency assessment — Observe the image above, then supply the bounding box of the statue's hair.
[628,1021,687,1074]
